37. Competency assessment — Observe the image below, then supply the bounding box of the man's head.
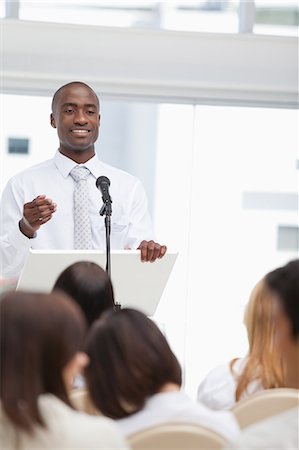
[50,81,100,161]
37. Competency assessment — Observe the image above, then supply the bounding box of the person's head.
[0,291,87,433]
[53,261,115,327]
[234,278,284,401]
[50,81,100,162]
[265,259,299,385]
[85,308,182,419]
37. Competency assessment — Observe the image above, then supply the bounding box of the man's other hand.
[138,240,167,263]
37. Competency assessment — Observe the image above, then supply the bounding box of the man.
[0,82,166,279]
[226,259,299,450]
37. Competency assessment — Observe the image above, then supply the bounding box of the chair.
[70,388,99,415]
[231,388,299,429]
[128,422,227,450]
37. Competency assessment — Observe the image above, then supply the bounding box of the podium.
[17,250,178,316]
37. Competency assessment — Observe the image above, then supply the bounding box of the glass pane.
[2,92,298,400]
[0,94,158,213]
[0,1,6,18]
[18,0,239,33]
[254,0,299,36]
[161,1,239,33]
[0,92,194,375]
[185,105,298,397]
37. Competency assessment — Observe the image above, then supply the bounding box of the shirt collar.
[145,390,188,409]
[53,150,104,179]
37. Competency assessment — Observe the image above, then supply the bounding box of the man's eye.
[65,108,74,113]
[87,110,95,114]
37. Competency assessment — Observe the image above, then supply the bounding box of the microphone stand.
[99,198,121,311]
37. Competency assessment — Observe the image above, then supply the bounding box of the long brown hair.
[0,291,86,433]
[232,279,285,401]
[85,308,182,419]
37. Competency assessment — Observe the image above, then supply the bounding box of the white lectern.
[17,250,178,316]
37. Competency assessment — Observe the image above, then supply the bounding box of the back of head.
[244,278,277,351]
[0,291,86,433]
[235,278,284,400]
[53,261,114,327]
[265,259,299,340]
[85,308,182,419]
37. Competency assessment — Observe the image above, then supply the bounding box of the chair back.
[129,422,227,450]
[231,388,299,429]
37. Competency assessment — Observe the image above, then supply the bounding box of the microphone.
[96,176,112,204]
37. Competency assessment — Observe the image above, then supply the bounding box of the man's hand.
[138,240,167,263]
[19,195,57,238]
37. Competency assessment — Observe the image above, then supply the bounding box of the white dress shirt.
[0,151,154,279]
[225,407,299,450]
[0,394,129,449]
[197,357,263,410]
[116,390,240,442]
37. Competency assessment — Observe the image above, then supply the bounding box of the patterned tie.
[70,165,92,249]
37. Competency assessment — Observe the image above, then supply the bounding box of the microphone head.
[96,176,110,189]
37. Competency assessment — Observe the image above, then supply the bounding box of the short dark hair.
[0,291,86,433]
[51,81,99,113]
[53,261,115,327]
[85,308,182,419]
[265,259,299,339]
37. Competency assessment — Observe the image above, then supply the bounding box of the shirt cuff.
[9,223,33,251]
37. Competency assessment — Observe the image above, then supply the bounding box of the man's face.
[50,84,100,155]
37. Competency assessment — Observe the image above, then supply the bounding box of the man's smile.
[70,129,91,136]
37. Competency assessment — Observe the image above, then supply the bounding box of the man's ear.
[50,113,56,128]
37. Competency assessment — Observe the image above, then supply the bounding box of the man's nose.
[74,110,88,125]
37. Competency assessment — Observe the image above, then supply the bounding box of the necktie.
[70,165,92,249]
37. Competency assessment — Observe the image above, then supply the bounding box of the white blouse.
[197,357,263,410]
[0,394,129,450]
[117,390,240,442]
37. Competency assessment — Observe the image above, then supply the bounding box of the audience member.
[0,291,128,449]
[84,308,240,441]
[226,259,299,450]
[53,261,114,327]
[197,278,284,410]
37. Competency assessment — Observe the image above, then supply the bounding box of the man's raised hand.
[19,195,57,238]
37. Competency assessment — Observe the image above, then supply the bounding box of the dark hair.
[265,259,299,339]
[51,81,99,112]
[85,308,182,419]
[53,261,115,327]
[0,291,86,433]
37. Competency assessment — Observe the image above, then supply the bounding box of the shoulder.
[66,412,128,447]
[41,396,128,448]
[197,359,243,410]
[198,361,236,391]
[6,158,56,185]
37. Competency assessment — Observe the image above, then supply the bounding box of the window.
[9,1,295,36]
[1,93,297,398]
[254,0,299,36]
[8,137,29,154]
